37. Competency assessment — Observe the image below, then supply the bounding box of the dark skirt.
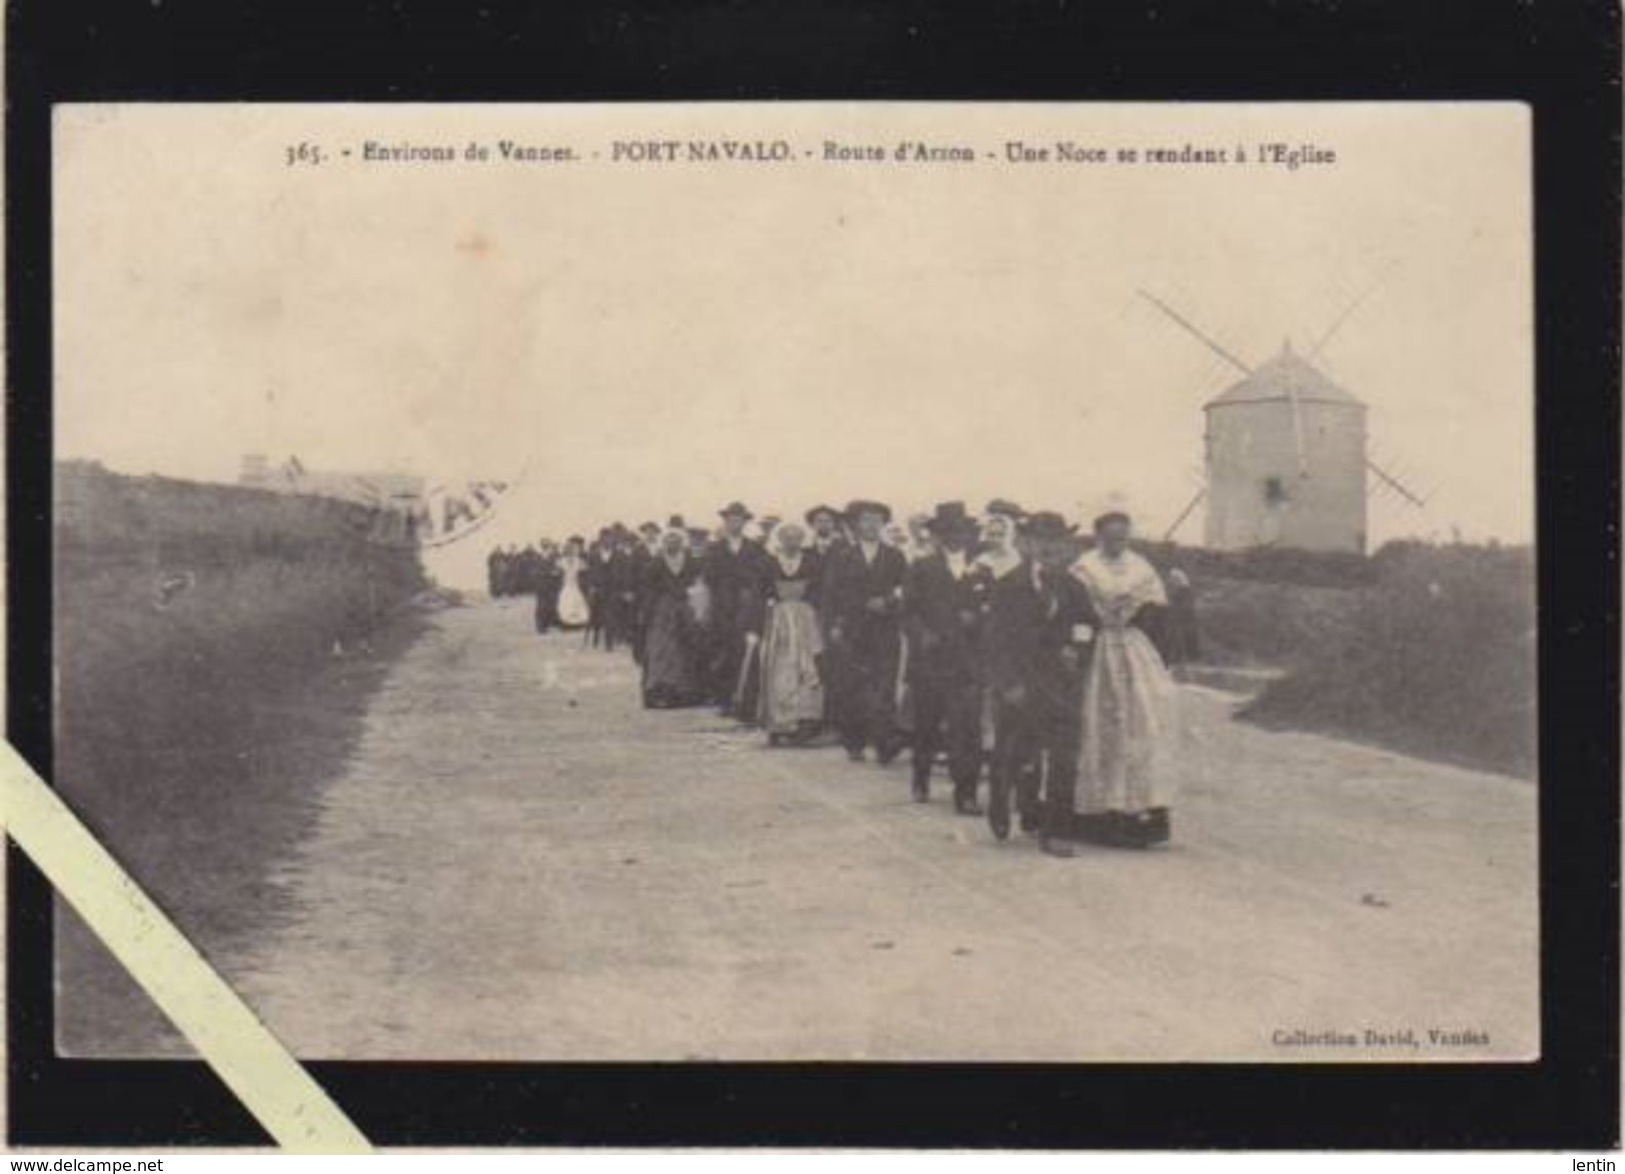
[642,595,704,708]
[1073,807,1171,848]
[534,587,560,633]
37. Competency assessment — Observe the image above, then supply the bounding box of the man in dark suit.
[628,522,662,664]
[805,504,847,558]
[702,501,770,714]
[526,542,559,633]
[583,529,614,649]
[821,499,909,763]
[601,528,638,653]
[982,511,1098,857]
[903,502,992,812]
[801,504,848,732]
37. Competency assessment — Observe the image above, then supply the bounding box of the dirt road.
[218,598,1536,1061]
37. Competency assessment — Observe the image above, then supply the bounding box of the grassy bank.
[1238,541,1537,779]
[1179,575,1364,668]
[54,462,431,1054]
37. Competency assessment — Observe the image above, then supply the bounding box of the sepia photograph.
[48,101,1537,1065]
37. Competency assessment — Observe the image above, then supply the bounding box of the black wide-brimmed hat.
[718,501,754,520]
[924,500,978,535]
[804,504,841,525]
[1092,510,1133,532]
[1021,511,1078,542]
[639,520,661,534]
[845,499,893,524]
[985,498,1027,521]
[668,514,686,529]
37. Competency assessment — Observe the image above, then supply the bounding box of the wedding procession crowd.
[486,499,1198,855]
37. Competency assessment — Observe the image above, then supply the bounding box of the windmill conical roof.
[1204,341,1364,409]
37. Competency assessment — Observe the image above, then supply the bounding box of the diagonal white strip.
[0,742,372,1153]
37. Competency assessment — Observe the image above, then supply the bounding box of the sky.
[54,103,1533,588]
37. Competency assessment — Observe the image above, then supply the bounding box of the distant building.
[239,453,424,507]
[1203,342,1368,554]
[239,452,272,487]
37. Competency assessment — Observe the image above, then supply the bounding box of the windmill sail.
[1308,262,1397,361]
[1137,290,1254,377]
[1162,487,1207,543]
[1366,458,1427,508]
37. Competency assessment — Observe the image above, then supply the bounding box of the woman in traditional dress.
[882,521,912,556]
[1070,511,1181,848]
[974,508,1025,580]
[555,536,592,631]
[639,528,707,708]
[757,522,826,746]
[905,512,936,562]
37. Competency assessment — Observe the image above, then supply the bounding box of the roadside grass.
[1183,576,1364,668]
[53,463,430,1054]
[1237,541,1536,779]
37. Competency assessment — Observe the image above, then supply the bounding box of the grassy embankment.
[1143,538,1536,779]
[54,461,431,1053]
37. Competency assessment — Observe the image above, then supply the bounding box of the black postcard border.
[7,0,1620,1150]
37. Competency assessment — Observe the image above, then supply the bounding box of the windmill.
[1139,285,1430,553]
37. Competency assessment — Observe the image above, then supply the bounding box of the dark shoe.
[911,776,929,803]
[876,739,902,767]
[1041,836,1079,858]
[846,747,866,763]
[955,797,985,817]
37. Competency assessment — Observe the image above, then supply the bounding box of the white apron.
[1071,548,1181,815]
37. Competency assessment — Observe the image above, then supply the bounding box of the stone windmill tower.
[1142,290,1425,554]
[1204,340,1367,552]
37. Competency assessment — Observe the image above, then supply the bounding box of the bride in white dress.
[556,536,592,630]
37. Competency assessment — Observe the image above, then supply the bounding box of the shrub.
[1134,538,1379,589]
[1179,576,1364,667]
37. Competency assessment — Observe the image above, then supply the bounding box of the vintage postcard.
[50,101,1535,1064]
